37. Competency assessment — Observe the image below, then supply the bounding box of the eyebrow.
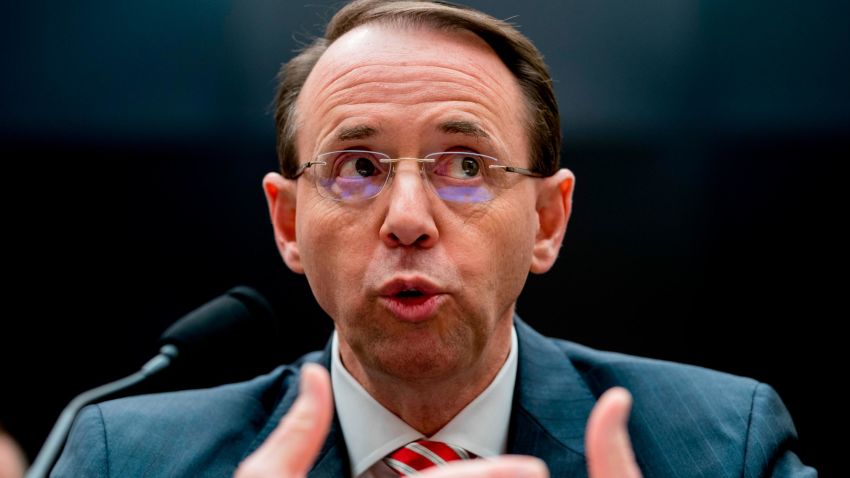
[336,124,378,141]
[438,120,490,139]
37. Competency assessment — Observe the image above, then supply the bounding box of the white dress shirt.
[331,326,519,478]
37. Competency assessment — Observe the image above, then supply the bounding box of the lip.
[378,277,444,297]
[377,277,446,323]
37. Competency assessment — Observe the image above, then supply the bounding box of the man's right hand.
[235,363,640,478]
[235,364,334,478]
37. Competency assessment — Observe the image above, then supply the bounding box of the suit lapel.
[307,414,350,478]
[510,317,597,477]
[242,338,351,478]
[305,340,351,477]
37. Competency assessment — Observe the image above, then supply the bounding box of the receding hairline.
[301,20,505,93]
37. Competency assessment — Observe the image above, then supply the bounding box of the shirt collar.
[331,326,518,476]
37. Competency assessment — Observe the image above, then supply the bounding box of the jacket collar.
[242,339,351,478]
[308,347,351,478]
[508,316,594,477]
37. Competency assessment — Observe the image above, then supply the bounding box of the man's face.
[278,24,559,381]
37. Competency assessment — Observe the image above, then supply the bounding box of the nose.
[379,161,439,248]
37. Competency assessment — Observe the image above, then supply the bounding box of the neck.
[339,323,512,436]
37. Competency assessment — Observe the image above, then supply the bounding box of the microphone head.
[157,286,282,386]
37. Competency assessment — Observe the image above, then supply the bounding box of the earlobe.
[262,172,303,274]
[530,168,575,274]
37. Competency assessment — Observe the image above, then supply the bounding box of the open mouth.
[395,289,425,298]
[378,278,445,322]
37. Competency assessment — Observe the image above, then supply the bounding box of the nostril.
[386,232,431,246]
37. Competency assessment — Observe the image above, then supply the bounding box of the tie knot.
[384,440,476,476]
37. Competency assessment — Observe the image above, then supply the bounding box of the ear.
[263,172,303,274]
[530,168,575,274]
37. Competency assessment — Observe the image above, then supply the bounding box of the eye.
[334,151,383,178]
[460,156,480,177]
[432,152,487,180]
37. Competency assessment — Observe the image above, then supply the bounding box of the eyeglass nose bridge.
[379,157,436,167]
[378,157,435,193]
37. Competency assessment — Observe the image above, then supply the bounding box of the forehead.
[310,23,511,83]
[295,23,528,157]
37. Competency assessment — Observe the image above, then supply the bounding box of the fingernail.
[299,364,315,397]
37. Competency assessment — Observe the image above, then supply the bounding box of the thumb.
[235,363,333,478]
[585,387,642,478]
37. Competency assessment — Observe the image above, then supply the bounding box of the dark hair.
[273,0,561,178]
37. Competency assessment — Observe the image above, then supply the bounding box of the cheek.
[488,209,537,290]
[451,195,538,305]
[296,200,374,316]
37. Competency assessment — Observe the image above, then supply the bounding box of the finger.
[585,387,642,478]
[235,364,333,478]
[418,456,549,478]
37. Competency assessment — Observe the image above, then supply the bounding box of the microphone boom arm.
[25,345,178,478]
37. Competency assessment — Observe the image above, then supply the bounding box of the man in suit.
[54,1,815,477]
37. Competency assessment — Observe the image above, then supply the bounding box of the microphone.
[26,286,279,478]
[158,285,280,372]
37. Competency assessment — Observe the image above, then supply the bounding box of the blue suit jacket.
[52,318,816,477]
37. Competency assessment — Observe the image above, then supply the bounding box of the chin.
[358,328,474,381]
[374,347,463,381]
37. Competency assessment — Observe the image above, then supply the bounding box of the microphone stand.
[25,345,178,478]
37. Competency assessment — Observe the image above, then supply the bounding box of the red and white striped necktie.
[383,439,477,476]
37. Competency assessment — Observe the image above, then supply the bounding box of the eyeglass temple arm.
[292,160,327,179]
[488,165,545,178]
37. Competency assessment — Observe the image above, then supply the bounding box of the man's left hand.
[585,387,643,478]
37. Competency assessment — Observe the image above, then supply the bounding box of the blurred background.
[2,0,846,475]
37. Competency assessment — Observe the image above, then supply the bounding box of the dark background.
[2,0,846,476]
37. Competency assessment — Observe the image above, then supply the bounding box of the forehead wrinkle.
[307,105,512,165]
[311,95,515,161]
[320,58,502,92]
[321,81,505,116]
[314,63,514,122]
[320,99,507,141]
[316,62,513,113]
[309,75,512,148]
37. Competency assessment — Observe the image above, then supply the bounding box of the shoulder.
[516,318,761,409]
[539,335,816,477]
[52,351,323,477]
[548,336,764,447]
[551,337,760,403]
[97,361,300,426]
